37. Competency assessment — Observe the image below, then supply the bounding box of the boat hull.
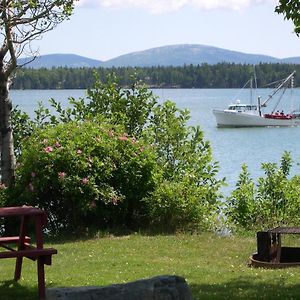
[213,109,300,128]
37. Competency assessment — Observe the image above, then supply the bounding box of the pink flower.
[108,130,114,137]
[58,172,66,180]
[139,146,145,152]
[76,149,82,155]
[131,137,137,144]
[118,133,129,141]
[44,146,53,153]
[55,142,61,148]
[81,177,89,185]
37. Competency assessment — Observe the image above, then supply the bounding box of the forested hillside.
[12,63,300,89]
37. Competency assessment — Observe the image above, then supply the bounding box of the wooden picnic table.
[0,206,57,299]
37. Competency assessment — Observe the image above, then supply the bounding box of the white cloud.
[77,0,275,13]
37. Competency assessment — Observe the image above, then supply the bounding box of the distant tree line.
[12,63,300,90]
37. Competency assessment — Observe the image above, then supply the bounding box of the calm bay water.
[11,88,300,195]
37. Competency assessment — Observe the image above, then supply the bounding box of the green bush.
[142,100,222,231]
[146,178,219,232]
[225,151,300,231]
[10,74,223,234]
[10,120,158,233]
[226,164,256,230]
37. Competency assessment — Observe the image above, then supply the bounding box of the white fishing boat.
[213,71,300,127]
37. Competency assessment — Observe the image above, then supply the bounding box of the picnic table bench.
[0,206,57,299]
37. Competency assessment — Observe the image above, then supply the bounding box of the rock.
[46,275,192,300]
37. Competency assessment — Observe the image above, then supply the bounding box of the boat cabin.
[226,103,258,113]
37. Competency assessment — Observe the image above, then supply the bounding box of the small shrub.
[225,164,256,230]
[226,151,300,231]
[145,177,219,232]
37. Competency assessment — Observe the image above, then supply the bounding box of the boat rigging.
[212,71,300,127]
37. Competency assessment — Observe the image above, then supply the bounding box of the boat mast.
[251,66,258,107]
[250,78,253,105]
[261,71,296,107]
[291,74,294,113]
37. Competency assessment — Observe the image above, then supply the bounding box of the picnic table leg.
[35,214,46,299]
[37,257,46,299]
[14,215,28,280]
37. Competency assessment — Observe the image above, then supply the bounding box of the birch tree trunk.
[0,0,76,187]
[0,74,15,186]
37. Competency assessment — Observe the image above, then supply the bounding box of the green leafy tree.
[276,0,300,35]
[0,0,76,186]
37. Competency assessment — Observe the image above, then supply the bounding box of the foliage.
[146,179,219,232]
[9,74,223,233]
[9,120,158,233]
[276,0,300,35]
[84,73,157,136]
[11,106,35,158]
[143,100,222,230]
[12,63,300,90]
[225,151,300,231]
[226,164,256,230]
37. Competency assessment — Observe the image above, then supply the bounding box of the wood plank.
[268,227,300,234]
[0,206,46,218]
[0,236,31,244]
[0,248,57,259]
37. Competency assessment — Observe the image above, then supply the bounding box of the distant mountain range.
[18,44,300,68]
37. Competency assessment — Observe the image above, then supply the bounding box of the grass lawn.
[1,232,300,299]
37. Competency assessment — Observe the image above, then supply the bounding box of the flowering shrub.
[10,74,223,234]
[10,120,158,233]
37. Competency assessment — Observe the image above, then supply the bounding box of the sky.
[33,0,300,61]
